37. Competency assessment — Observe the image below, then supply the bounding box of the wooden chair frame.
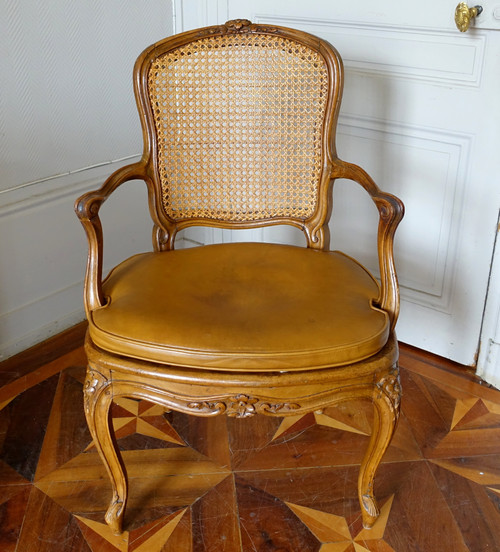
[76,20,404,534]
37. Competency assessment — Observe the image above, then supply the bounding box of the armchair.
[75,19,404,535]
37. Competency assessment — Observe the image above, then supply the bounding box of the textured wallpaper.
[0,1,173,193]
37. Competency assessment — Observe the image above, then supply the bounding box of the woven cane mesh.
[148,33,329,222]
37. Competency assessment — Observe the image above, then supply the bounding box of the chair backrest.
[134,19,343,248]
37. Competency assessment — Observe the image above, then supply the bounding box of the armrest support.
[332,160,405,331]
[74,162,148,313]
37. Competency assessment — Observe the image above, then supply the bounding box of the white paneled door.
[176,1,500,378]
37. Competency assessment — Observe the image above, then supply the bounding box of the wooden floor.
[1,326,500,551]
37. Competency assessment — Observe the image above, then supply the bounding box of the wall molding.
[0,155,151,361]
[254,14,486,87]
[337,114,472,314]
[0,155,141,216]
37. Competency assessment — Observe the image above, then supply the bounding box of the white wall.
[0,1,173,359]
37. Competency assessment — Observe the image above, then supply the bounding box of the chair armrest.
[332,160,405,331]
[74,162,148,312]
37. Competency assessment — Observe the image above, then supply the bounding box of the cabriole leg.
[358,364,401,529]
[84,368,127,535]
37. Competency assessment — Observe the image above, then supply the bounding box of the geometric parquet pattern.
[1,338,500,551]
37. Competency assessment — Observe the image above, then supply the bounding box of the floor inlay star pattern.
[0,348,499,551]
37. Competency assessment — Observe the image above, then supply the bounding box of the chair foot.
[105,494,125,535]
[361,492,379,528]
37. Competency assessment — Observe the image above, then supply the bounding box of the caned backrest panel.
[146,31,330,223]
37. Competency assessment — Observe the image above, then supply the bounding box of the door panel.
[176,0,500,367]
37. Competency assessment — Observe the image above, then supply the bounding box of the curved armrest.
[74,162,148,313]
[332,160,404,331]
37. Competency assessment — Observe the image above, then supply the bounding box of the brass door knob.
[455,2,483,32]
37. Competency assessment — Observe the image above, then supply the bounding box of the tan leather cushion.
[90,243,389,371]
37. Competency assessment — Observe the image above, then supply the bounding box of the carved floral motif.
[187,394,300,418]
[227,394,258,417]
[197,19,252,37]
[196,19,284,38]
[225,19,252,32]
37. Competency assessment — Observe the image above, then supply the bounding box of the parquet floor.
[1,327,500,551]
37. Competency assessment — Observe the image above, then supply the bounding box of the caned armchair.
[75,19,404,535]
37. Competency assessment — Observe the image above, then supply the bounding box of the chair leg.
[84,368,127,535]
[358,365,401,529]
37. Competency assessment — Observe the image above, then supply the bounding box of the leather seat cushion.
[90,243,389,371]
